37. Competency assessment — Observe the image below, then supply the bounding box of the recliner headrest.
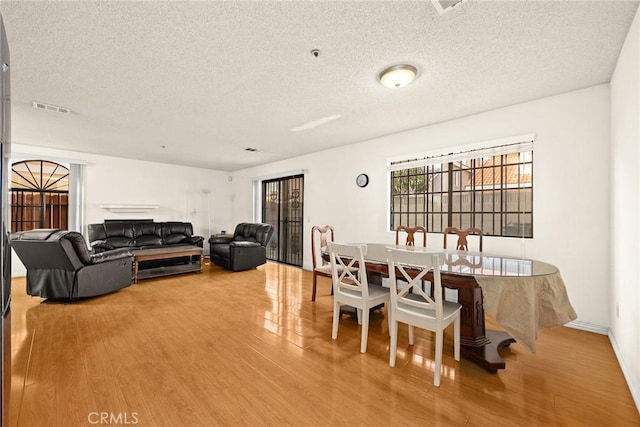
[232,223,274,246]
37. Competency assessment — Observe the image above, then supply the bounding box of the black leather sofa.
[209,223,274,271]
[11,229,133,300]
[88,220,204,253]
[88,220,205,276]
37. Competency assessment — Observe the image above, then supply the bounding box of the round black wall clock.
[356,173,369,188]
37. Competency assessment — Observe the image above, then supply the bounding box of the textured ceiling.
[0,1,638,171]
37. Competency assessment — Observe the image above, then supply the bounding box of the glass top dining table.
[361,244,558,277]
[340,244,577,372]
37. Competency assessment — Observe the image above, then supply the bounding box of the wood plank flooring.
[8,261,640,426]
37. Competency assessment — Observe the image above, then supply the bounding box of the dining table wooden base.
[450,283,516,372]
[461,330,516,373]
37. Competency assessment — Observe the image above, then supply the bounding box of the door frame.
[260,174,304,267]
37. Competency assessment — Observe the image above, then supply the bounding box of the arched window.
[10,160,69,232]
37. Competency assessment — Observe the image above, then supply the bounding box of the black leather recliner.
[209,223,274,271]
[11,229,134,300]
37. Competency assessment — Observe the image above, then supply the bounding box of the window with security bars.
[389,140,533,238]
[10,160,70,232]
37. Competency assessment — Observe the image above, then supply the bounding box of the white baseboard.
[564,320,608,335]
[565,321,639,413]
[608,331,640,414]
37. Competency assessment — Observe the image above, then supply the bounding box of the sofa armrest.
[90,247,134,265]
[91,240,115,254]
[229,241,261,249]
[209,236,233,245]
[228,243,267,271]
[187,235,205,246]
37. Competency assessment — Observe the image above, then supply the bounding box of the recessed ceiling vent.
[431,0,468,15]
[32,101,70,114]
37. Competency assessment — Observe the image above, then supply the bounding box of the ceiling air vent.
[431,0,468,15]
[32,101,71,114]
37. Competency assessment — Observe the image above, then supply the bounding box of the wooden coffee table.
[133,246,204,283]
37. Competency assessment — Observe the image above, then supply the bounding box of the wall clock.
[356,173,369,188]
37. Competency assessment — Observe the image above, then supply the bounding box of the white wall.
[10,144,233,276]
[232,84,611,329]
[610,6,640,410]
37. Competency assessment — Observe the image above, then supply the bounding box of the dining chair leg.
[332,300,340,340]
[312,274,317,302]
[434,329,443,387]
[389,320,398,367]
[408,325,414,345]
[356,308,362,325]
[454,316,461,361]
[360,310,370,353]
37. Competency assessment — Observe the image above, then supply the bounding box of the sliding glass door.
[262,174,304,266]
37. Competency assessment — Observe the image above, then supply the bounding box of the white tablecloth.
[475,271,577,353]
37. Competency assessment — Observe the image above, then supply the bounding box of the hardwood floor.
[8,261,640,426]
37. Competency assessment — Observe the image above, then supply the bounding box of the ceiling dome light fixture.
[379,64,418,89]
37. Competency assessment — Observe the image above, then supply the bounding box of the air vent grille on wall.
[431,0,468,15]
[32,101,70,114]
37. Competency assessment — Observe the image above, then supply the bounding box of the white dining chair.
[386,248,461,386]
[328,242,391,353]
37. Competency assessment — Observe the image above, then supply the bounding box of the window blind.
[388,139,534,172]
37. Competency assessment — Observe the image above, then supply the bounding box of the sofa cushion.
[229,241,261,248]
[87,223,106,242]
[164,234,187,245]
[133,222,163,247]
[136,235,163,246]
[162,222,194,245]
[104,222,134,248]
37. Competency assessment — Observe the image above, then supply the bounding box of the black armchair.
[11,229,133,300]
[209,223,274,271]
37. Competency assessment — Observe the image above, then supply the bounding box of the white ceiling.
[0,1,638,171]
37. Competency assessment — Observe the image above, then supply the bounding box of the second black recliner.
[209,223,274,271]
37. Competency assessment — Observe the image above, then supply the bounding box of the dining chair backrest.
[386,248,443,316]
[395,225,427,247]
[329,242,390,353]
[443,227,483,252]
[327,242,369,299]
[386,247,460,386]
[311,225,335,269]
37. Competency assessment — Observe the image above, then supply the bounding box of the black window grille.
[390,142,533,238]
[10,160,70,232]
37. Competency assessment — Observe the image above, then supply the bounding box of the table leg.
[461,331,516,373]
[456,287,490,347]
[455,286,515,372]
[133,260,139,284]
